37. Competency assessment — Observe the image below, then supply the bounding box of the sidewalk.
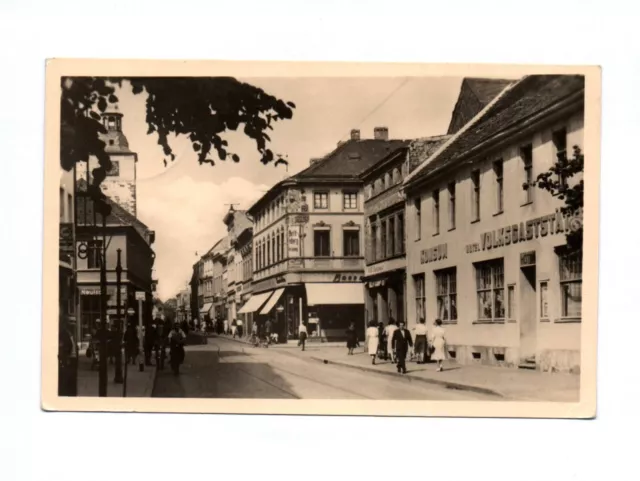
[222,336,579,401]
[77,353,157,398]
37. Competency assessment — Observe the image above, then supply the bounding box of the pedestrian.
[298,322,308,351]
[345,322,358,355]
[236,318,244,338]
[124,321,138,365]
[413,318,428,364]
[430,318,447,372]
[231,319,238,338]
[392,320,413,374]
[223,318,229,335]
[265,318,273,346]
[251,322,258,346]
[384,319,398,362]
[144,320,156,366]
[365,321,379,365]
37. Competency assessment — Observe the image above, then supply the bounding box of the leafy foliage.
[525,145,584,252]
[61,77,296,195]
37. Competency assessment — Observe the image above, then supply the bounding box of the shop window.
[435,267,457,322]
[413,274,426,322]
[540,281,549,319]
[553,129,568,187]
[521,144,533,205]
[507,284,516,320]
[475,259,505,322]
[343,229,360,257]
[314,229,330,257]
[447,182,456,230]
[343,192,357,210]
[87,240,103,269]
[471,170,480,222]
[493,160,504,214]
[314,192,328,209]
[559,252,582,318]
[414,198,421,240]
[432,189,440,235]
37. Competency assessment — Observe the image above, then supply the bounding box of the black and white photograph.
[45,60,600,417]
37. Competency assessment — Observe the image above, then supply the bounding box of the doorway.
[519,265,537,363]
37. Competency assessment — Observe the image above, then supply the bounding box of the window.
[261,241,266,268]
[493,160,503,213]
[540,281,549,319]
[380,219,387,259]
[343,230,360,257]
[553,129,568,186]
[343,192,357,210]
[397,213,405,255]
[471,170,480,222]
[413,274,426,322]
[507,285,516,320]
[414,198,421,240]
[280,230,285,260]
[60,188,65,221]
[521,145,533,204]
[266,237,271,265]
[384,172,391,189]
[447,182,456,230]
[432,190,440,235]
[559,252,582,318]
[314,192,328,209]
[314,229,330,257]
[87,240,102,269]
[272,234,276,264]
[370,222,378,262]
[435,268,457,322]
[475,259,505,321]
[388,216,395,257]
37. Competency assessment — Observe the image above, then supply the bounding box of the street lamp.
[114,248,123,384]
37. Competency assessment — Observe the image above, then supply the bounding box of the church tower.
[77,107,138,217]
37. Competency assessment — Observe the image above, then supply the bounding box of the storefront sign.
[332,273,364,282]
[520,251,536,267]
[287,225,301,258]
[276,276,287,284]
[420,244,448,264]
[465,209,583,254]
[364,256,406,277]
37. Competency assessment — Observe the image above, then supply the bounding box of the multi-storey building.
[59,166,77,333]
[244,127,409,342]
[211,237,229,321]
[403,74,584,373]
[223,207,252,327]
[362,136,450,328]
[236,221,254,335]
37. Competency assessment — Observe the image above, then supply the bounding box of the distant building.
[59,166,77,337]
[246,127,409,342]
[223,207,252,326]
[403,75,584,373]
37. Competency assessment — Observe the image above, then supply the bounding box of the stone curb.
[218,335,504,398]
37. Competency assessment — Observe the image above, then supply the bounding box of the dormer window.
[107,116,116,130]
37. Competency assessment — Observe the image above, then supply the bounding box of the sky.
[112,76,505,300]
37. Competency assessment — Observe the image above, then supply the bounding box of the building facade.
[60,166,77,333]
[211,237,229,321]
[236,225,254,335]
[223,207,252,327]
[403,75,584,373]
[362,136,450,328]
[244,127,409,342]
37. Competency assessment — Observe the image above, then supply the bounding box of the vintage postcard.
[43,60,600,417]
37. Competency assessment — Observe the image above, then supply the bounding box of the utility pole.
[114,249,123,384]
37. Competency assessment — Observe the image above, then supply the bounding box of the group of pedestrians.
[365,318,447,374]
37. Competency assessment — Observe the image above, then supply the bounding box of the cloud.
[136,175,267,300]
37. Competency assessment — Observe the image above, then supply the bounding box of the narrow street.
[152,337,494,400]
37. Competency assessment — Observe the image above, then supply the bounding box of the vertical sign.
[135,291,145,372]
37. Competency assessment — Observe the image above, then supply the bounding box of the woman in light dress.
[430,318,447,372]
[365,321,379,365]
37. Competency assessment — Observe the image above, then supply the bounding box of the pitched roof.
[293,138,411,180]
[76,178,153,243]
[447,78,515,135]
[406,75,585,188]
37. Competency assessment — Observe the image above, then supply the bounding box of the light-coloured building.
[244,127,409,342]
[402,75,584,373]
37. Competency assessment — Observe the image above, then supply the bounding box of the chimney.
[374,126,389,141]
[310,158,323,166]
[350,129,361,141]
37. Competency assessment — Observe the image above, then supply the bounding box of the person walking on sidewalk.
[365,321,379,365]
[124,321,138,366]
[298,322,308,351]
[384,320,398,363]
[345,322,358,355]
[392,320,413,374]
[236,318,244,338]
[413,318,428,364]
[265,318,273,346]
[430,318,447,372]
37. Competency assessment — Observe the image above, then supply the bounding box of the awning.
[237,291,273,314]
[305,283,364,306]
[199,302,213,314]
[258,288,285,315]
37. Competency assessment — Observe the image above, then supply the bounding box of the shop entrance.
[519,264,537,364]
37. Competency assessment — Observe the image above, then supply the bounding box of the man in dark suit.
[392,320,413,374]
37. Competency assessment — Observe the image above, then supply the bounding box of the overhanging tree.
[61,77,296,198]
[525,145,584,253]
